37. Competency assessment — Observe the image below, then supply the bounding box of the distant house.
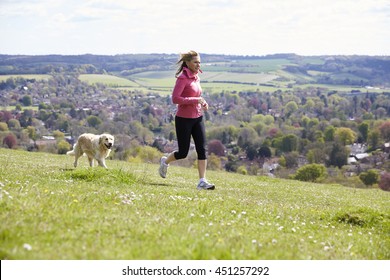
[348,157,357,165]
[355,153,369,160]
[348,143,367,156]
[383,143,390,153]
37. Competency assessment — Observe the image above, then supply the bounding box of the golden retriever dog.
[67,133,114,168]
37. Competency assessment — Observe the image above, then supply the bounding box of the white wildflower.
[324,246,330,251]
[277,226,284,231]
[252,239,257,244]
[231,210,236,214]
[23,243,32,251]
[272,239,277,244]
[292,228,296,233]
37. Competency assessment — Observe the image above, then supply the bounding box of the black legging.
[174,116,207,160]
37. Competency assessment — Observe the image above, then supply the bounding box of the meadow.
[0,148,389,260]
[78,74,140,88]
[0,74,51,82]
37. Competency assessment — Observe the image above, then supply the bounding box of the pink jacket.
[172,67,203,118]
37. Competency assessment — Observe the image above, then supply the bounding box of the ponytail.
[175,50,199,77]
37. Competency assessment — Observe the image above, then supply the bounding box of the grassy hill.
[0,148,389,260]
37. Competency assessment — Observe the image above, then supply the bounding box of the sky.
[1,0,389,56]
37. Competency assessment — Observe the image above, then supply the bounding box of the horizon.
[1,0,389,57]
[1,52,390,58]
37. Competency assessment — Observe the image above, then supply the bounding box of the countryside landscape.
[0,53,389,260]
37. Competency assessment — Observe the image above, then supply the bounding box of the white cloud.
[0,0,389,55]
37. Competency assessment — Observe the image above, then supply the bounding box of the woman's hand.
[199,97,209,111]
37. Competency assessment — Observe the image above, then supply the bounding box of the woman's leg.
[166,116,193,164]
[198,159,207,179]
[192,117,207,179]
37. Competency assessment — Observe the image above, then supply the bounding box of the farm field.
[0,148,389,260]
[0,74,51,81]
[78,74,140,88]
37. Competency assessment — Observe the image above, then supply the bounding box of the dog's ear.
[99,135,104,144]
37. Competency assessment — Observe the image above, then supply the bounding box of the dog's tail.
[67,143,76,156]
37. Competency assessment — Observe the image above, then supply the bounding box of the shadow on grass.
[147,182,171,187]
[58,168,137,185]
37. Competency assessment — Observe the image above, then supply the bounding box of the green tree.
[335,127,356,145]
[237,127,257,148]
[281,134,298,152]
[57,139,71,154]
[87,115,102,129]
[278,155,286,167]
[21,95,32,106]
[26,126,37,142]
[0,122,8,131]
[284,152,299,168]
[359,169,379,186]
[7,119,21,130]
[368,130,380,150]
[327,142,349,168]
[237,165,248,175]
[53,130,65,139]
[293,164,327,182]
[324,125,335,142]
[358,122,369,142]
[207,153,222,170]
[285,101,298,117]
[258,146,272,158]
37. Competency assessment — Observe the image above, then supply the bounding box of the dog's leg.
[88,156,94,167]
[73,145,82,168]
[97,159,107,168]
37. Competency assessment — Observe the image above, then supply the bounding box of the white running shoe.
[197,180,215,190]
[159,156,168,178]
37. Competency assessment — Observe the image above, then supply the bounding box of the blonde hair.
[175,50,199,77]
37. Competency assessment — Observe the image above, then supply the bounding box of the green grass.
[202,59,293,73]
[79,74,140,88]
[127,70,285,94]
[1,148,388,260]
[79,68,372,95]
[0,74,51,81]
[1,106,39,111]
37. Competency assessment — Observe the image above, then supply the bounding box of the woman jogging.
[159,50,215,190]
